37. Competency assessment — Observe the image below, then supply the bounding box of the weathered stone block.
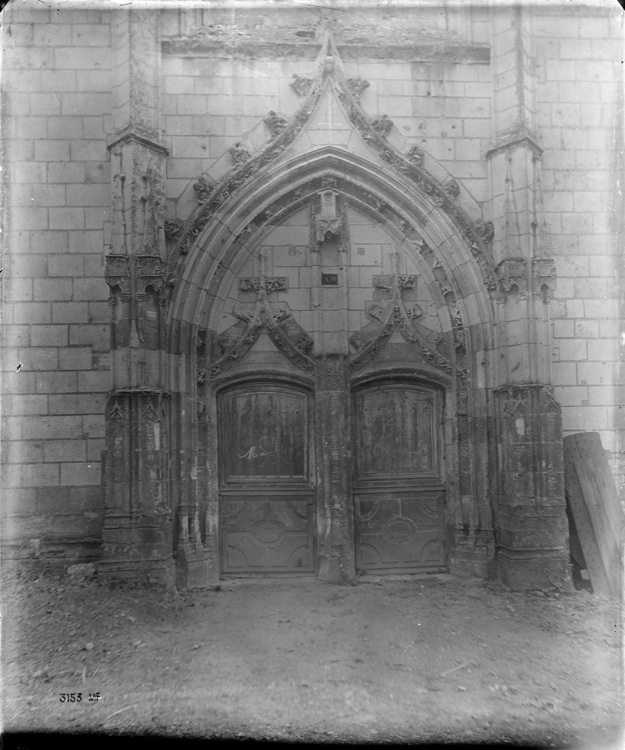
[13,163,47,183]
[6,441,44,463]
[82,414,105,438]
[73,279,109,300]
[13,302,52,324]
[54,48,111,70]
[67,325,108,350]
[10,207,49,230]
[77,371,111,392]
[40,70,77,92]
[177,95,207,116]
[497,548,571,591]
[36,371,77,394]
[577,361,615,386]
[2,372,35,396]
[72,24,111,46]
[49,393,106,415]
[17,348,58,375]
[35,278,73,301]
[57,348,92,371]
[43,439,87,463]
[49,207,85,231]
[69,140,107,162]
[61,462,101,486]
[47,162,85,183]
[34,138,70,161]
[557,339,587,361]
[76,70,112,92]
[5,278,34,302]
[22,463,60,487]
[52,302,89,324]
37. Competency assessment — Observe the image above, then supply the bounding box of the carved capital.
[136,255,165,293]
[105,254,131,293]
[497,258,528,296]
[532,258,557,300]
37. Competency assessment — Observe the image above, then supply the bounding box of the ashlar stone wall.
[1,2,622,568]
[2,7,113,561]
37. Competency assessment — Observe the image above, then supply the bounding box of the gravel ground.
[2,569,623,746]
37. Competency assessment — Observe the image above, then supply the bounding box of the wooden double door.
[217,380,445,577]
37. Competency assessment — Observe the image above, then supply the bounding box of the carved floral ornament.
[165,37,498,300]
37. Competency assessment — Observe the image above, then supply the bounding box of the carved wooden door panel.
[353,382,445,573]
[218,384,315,576]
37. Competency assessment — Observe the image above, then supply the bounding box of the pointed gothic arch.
[161,141,500,586]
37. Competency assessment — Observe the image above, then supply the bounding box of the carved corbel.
[105,255,131,295]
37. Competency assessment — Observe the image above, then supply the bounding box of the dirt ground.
[1,569,623,746]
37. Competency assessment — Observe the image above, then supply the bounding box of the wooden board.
[563,432,621,598]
